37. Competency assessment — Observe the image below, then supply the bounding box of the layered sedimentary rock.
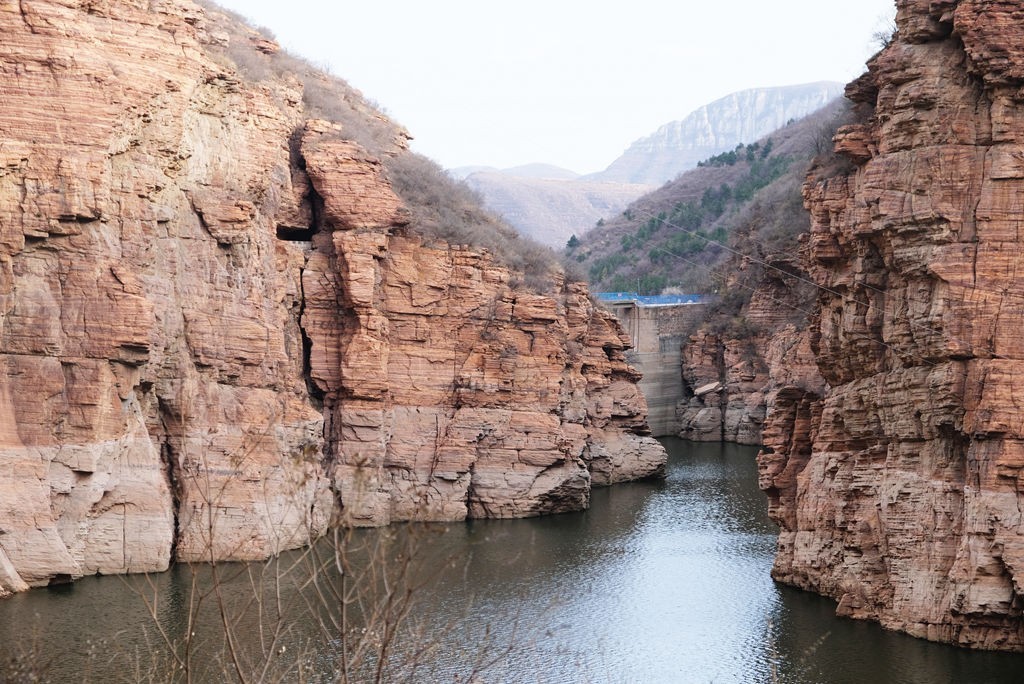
[677,262,822,446]
[677,329,769,444]
[0,0,663,594]
[760,0,1024,650]
[300,122,664,526]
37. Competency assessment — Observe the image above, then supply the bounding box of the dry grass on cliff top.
[197,1,565,294]
[385,152,566,290]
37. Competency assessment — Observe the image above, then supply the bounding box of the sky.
[211,0,897,175]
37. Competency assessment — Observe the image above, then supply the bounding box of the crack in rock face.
[0,0,664,594]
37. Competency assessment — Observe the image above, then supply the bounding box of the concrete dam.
[596,293,708,437]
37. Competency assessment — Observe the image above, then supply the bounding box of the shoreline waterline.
[1,438,1022,682]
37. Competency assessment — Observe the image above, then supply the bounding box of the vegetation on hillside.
[386,154,560,290]
[568,100,855,305]
[196,1,561,292]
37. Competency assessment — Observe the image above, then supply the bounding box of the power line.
[647,242,930,367]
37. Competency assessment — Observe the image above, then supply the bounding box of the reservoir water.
[2,438,1023,682]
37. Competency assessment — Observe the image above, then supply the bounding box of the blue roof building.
[595,292,706,307]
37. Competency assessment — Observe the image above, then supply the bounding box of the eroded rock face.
[677,264,822,446]
[677,329,769,445]
[300,124,663,524]
[0,0,332,581]
[760,0,1024,650]
[0,0,663,594]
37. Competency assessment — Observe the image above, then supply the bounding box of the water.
[2,438,1023,682]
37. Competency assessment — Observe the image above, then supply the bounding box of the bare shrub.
[807,99,859,179]
[871,19,899,51]
[0,476,525,683]
[1,631,52,684]
[748,174,811,255]
[121,524,485,683]
[195,1,396,155]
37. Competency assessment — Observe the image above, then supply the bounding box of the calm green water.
[2,438,1023,682]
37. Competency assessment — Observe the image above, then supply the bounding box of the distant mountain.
[450,163,579,181]
[589,82,845,185]
[448,165,498,179]
[500,163,581,180]
[456,82,842,249]
[463,171,651,249]
[571,99,853,295]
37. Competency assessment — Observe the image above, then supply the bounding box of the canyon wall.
[677,261,822,446]
[760,0,1024,650]
[0,0,663,595]
[677,328,770,445]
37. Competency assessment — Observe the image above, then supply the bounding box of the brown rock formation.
[301,124,664,524]
[0,0,663,594]
[760,0,1024,650]
[678,261,822,446]
[677,329,769,444]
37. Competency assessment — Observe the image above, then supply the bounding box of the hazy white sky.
[212,0,896,174]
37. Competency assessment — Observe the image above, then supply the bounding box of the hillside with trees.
[568,99,854,309]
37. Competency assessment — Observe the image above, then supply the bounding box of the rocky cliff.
[0,0,664,595]
[760,0,1024,651]
[676,268,823,446]
[590,82,844,186]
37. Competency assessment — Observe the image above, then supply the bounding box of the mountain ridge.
[459,82,844,250]
[588,81,845,185]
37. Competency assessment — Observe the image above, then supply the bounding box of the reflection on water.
[2,438,1023,682]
